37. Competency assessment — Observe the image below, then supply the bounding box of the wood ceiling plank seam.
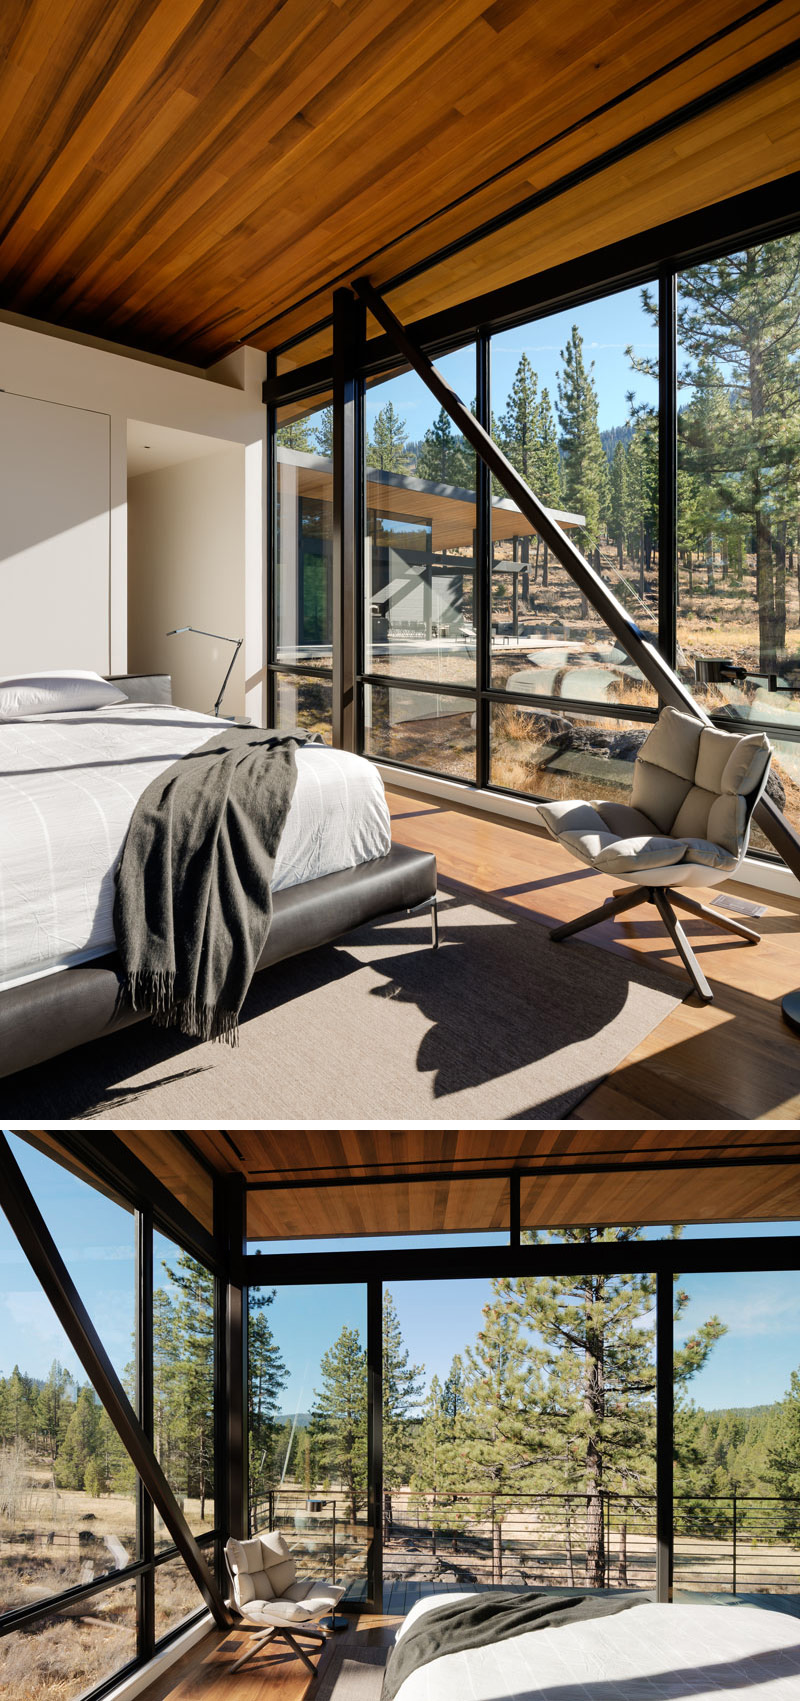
[0,0,203,254]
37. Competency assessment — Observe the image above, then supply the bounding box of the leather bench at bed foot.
[0,844,437,1078]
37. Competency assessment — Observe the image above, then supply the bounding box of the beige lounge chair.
[539,705,772,1002]
[224,1530,345,1675]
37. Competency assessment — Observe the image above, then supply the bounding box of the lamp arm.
[214,636,243,716]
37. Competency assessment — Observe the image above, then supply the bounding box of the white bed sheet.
[392,1596,800,1701]
[0,703,391,990]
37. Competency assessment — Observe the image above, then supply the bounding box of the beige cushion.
[671,784,718,841]
[631,760,692,832]
[592,835,688,875]
[228,1535,266,1577]
[707,792,746,857]
[236,1571,257,1605]
[677,837,739,871]
[637,707,702,780]
[258,1530,297,1596]
[721,735,770,796]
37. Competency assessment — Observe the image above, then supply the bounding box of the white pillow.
[0,671,128,720]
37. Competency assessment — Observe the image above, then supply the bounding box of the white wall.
[128,450,246,716]
[0,391,111,674]
[0,315,266,719]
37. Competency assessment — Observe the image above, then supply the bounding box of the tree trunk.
[383,1489,393,1543]
[584,1276,605,1589]
[618,1520,628,1587]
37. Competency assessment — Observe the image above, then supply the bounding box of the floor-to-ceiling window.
[676,234,800,839]
[0,1136,220,1701]
[273,395,334,742]
[269,213,800,864]
[362,350,478,780]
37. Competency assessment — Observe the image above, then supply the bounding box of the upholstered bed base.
[0,843,437,1078]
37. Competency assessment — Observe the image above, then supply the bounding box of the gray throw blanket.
[381,1589,647,1701]
[113,727,309,1045]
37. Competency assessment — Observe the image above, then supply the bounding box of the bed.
[388,1591,800,1701]
[0,672,436,1078]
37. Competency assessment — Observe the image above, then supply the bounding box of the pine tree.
[441,1354,468,1430]
[766,1368,800,1537]
[35,1360,72,1462]
[557,325,610,558]
[367,401,413,472]
[312,1325,367,1521]
[314,406,334,457]
[457,1298,543,1582]
[609,443,631,573]
[382,1290,424,1538]
[415,408,470,486]
[276,415,316,452]
[410,1374,464,1553]
[248,1290,288,1499]
[55,1384,102,1490]
[153,1254,215,1519]
[499,355,540,483]
[501,1228,725,1587]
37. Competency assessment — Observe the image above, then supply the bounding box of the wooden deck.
[385,785,800,1120]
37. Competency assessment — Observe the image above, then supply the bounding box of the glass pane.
[152,1234,215,1552]
[247,1285,370,1600]
[275,671,332,742]
[275,398,334,669]
[364,349,477,687]
[674,1267,800,1600]
[490,703,650,804]
[393,1252,655,1590]
[0,1139,139,1614]
[364,682,475,779]
[0,1578,136,1701]
[491,289,659,711]
[677,237,800,847]
[154,1549,209,1642]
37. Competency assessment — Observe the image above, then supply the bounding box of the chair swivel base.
[229,1622,327,1676]
[550,884,760,1004]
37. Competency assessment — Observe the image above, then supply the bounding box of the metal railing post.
[732,1492,737,1595]
[332,1500,337,1581]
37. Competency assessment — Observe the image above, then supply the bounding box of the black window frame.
[265,176,800,861]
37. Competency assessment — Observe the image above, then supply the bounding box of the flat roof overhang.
[27,1130,800,1241]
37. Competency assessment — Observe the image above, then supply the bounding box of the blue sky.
[365,283,659,443]
[2,1135,798,1416]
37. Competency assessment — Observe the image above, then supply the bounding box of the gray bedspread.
[113,726,308,1044]
[381,1589,647,1701]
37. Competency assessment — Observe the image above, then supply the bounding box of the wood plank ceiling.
[1,0,800,365]
[112,1130,800,1236]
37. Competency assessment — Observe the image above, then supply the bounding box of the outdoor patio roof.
[1,1,799,363]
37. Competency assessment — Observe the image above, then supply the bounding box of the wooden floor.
[138,1605,399,1701]
[385,786,800,1121]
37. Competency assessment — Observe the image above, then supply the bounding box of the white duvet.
[392,1595,800,1701]
[0,703,391,989]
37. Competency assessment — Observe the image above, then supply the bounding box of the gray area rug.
[315,1643,387,1701]
[2,885,682,1121]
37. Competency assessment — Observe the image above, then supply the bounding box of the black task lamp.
[166,626,243,718]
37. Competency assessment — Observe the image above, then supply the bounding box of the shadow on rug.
[1,884,683,1120]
